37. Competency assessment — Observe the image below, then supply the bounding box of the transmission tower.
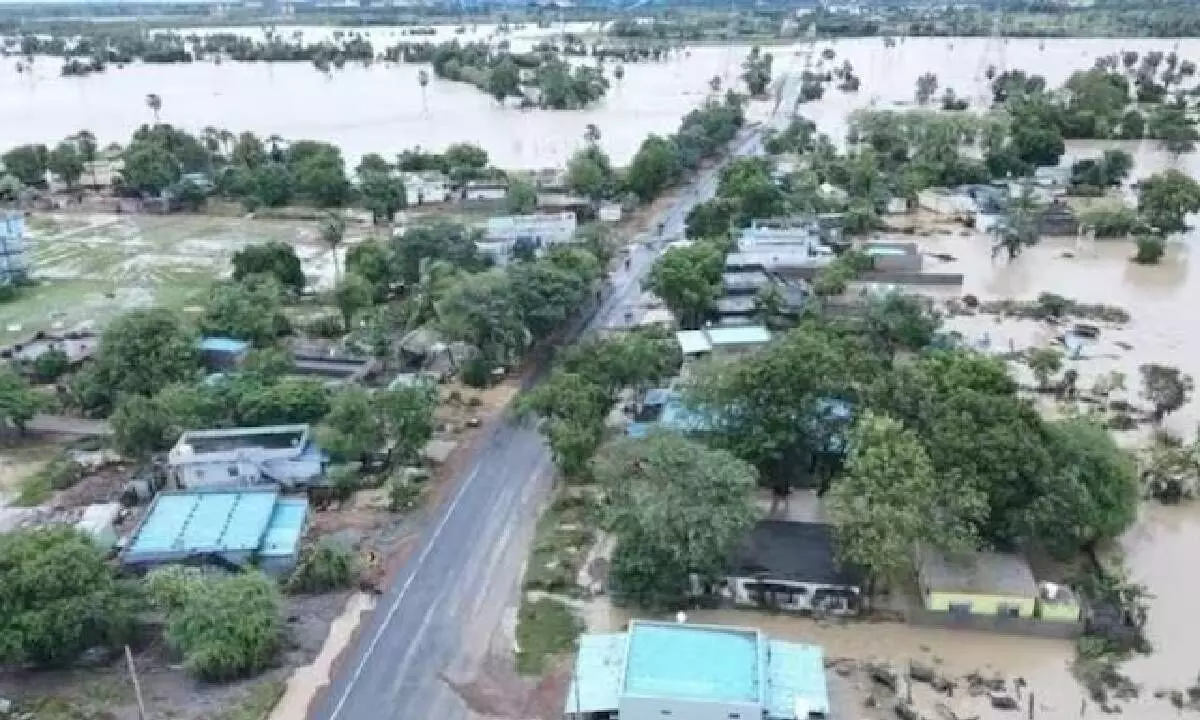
[976,0,1007,105]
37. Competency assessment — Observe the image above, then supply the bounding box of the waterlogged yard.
[2,213,331,343]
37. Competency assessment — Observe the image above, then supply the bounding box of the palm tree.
[72,130,98,188]
[320,211,347,281]
[709,75,721,93]
[584,123,601,145]
[145,93,162,124]
[992,185,1042,261]
[418,69,429,112]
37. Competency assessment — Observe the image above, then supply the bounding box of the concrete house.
[676,325,771,361]
[402,171,452,205]
[168,424,327,490]
[1038,199,1081,236]
[917,549,1038,618]
[479,212,578,265]
[463,180,508,202]
[727,521,863,615]
[566,620,830,720]
[121,488,307,576]
[0,212,28,285]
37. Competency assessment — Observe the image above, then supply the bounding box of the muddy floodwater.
[10,33,1200,169]
[6,26,1200,714]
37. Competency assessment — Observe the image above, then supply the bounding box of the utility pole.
[125,645,149,720]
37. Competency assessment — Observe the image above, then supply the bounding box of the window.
[729,714,741,719]
[998,604,1021,618]
[948,602,972,616]
[227,465,238,477]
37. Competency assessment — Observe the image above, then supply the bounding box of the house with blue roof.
[566,620,830,720]
[121,488,307,576]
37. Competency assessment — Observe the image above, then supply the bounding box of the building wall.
[465,187,507,201]
[1039,601,1082,622]
[729,576,859,615]
[175,456,323,488]
[924,590,1036,618]
[619,695,760,720]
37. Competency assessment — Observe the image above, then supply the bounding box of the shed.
[121,488,307,575]
[728,520,862,615]
[199,336,251,370]
[75,502,121,550]
[918,549,1038,618]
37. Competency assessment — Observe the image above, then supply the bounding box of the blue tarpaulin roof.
[199,336,251,354]
[564,633,626,715]
[765,640,830,719]
[624,622,762,704]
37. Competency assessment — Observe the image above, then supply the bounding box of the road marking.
[326,458,489,720]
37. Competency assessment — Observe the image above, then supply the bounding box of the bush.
[286,541,359,594]
[43,455,84,490]
[0,527,135,666]
[1133,235,1166,264]
[158,571,282,682]
[301,314,345,339]
[514,597,582,675]
[386,475,424,511]
[460,355,492,388]
[32,348,71,382]
[327,463,361,503]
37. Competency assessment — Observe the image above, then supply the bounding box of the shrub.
[32,348,71,383]
[386,475,424,511]
[1133,235,1166,264]
[286,542,359,594]
[460,355,491,388]
[43,455,84,490]
[160,571,282,682]
[0,527,135,666]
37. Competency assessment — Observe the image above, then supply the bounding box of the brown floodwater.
[5,28,1200,712]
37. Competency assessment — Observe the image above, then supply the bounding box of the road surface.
[312,84,787,720]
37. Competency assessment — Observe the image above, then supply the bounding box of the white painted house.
[463,181,508,201]
[479,212,578,265]
[402,171,452,205]
[726,520,863,615]
[168,424,327,490]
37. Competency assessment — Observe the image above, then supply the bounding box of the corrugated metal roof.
[675,330,711,355]
[765,640,830,719]
[199,336,251,354]
[564,633,626,715]
[126,489,279,558]
[624,621,761,704]
[260,497,308,557]
[706,325,771,346]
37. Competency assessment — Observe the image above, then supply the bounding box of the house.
[726,520,863,615]
[1038,581,1083,623]
[80,158,124,190]
[199,336,251,370]
[565,620,830,720]
[1,331,98,369]
[402,171,452,205]
[0,212,28,285]
[121,488,307,576]
[1038,199,1080,236]
[480,212,578,265]
[463,180,508,202]
[738,218,831,254]
[291,352,378,385]
[167,424,327,490]
[676,325,771,360]
[598,202,622,223]
[917,549,1039,618]
[537,192,594,218]
[626,388,713,438]
[918,187,975,218]
[863,242,923,273]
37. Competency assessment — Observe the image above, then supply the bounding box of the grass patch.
[9,452,84,507]
[213,678,287,720]
[515,596,583,676]
[522,488,599,596]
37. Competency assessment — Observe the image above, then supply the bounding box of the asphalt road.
[312,84,787,720]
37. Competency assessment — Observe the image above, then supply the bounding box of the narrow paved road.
[313,83,788,720]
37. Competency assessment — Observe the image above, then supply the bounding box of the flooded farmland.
[5,26,1200,716]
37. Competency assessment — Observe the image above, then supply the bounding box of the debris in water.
[910,662,935,683]
[989,691,1018,710]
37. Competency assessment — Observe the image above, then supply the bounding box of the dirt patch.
[444,651,572,720]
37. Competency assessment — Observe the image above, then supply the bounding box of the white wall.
[730,576,859,615]
[620,694,760,720]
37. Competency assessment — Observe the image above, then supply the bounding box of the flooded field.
[9,33,1200,169]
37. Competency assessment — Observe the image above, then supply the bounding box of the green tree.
[509,258,591,340]
[592,434,758,607]
[740,46,773,96]
[487,56,521,102]
[644,241,724,329]
[92,308,200,400]
[153,570,281,682]
[863,292,940,358]
[1146,102,1199,156]
[231,132,267,169]
[1133,234,1166,264]
[993,184,1043,260]
[378,386,435,464]
[241,348,295,381]
[358,170,406,225]
[1138,169,1200,234]
[231,241,306,292]
[287,541,359,594]
[0,528,135,667]
[1140,363,1193,423]
[624,134,681,201]
[1,144,49,186]
[1025,419,1138,556]
[120,141,180,195]
[505,176,537,214]
[1027,346,1064,389]
[436,271,526,363]
[249,163,293,208]
[73,130,99,186]
[333,272,374,329]
[200,279,286,346]
[0,368,43,432]
[111,394,171,457]
[319,387,384,461]
[443,143,489,186]
[320,211,346,280]
[346,240,395,299]
[145,92,163,123]
[291,146,350,207]
[233,377,329,426]
[828,411,980,589]
[915,72,939,105]
[566,146,615,202]
[684,198,737,240]
[47,140,84,188]
[356,152,391,177]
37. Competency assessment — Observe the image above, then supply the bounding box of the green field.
[1,213,326,344]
